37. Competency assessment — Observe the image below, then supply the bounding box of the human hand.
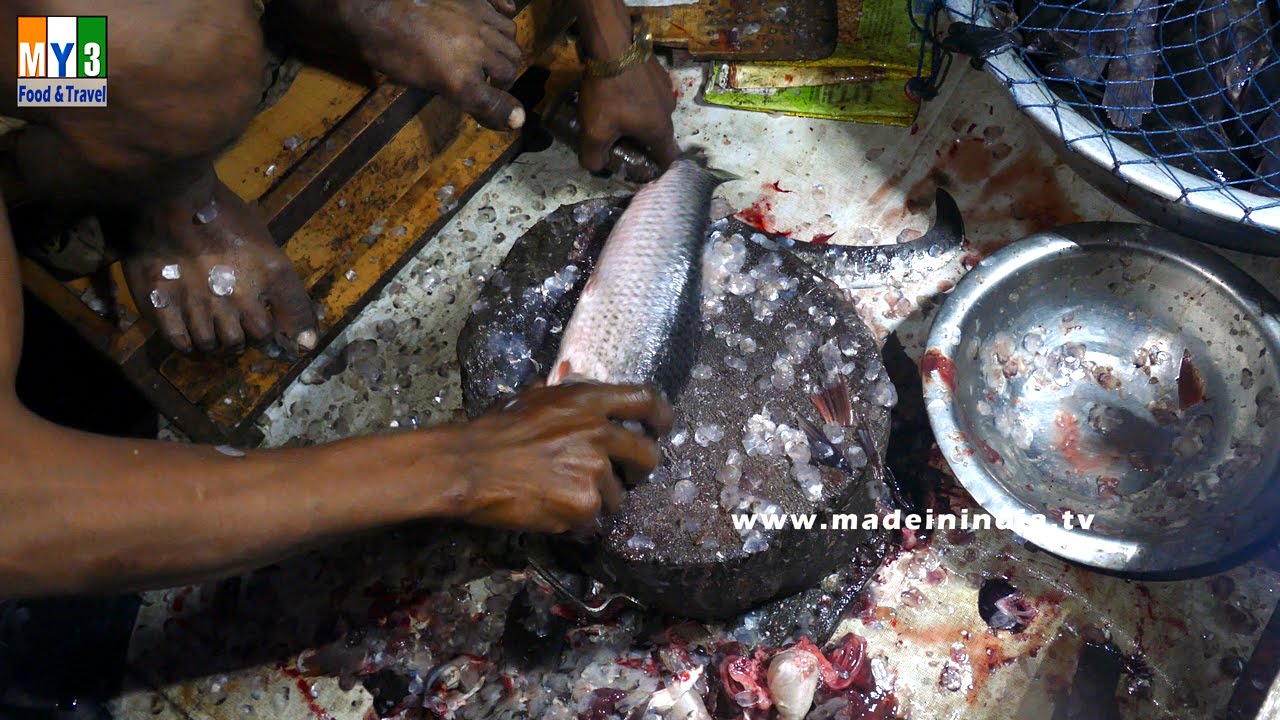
[577,57,679,173]
[443,383,673,533]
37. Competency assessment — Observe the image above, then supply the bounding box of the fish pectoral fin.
[923,188,965,254]
[707,167,742,183]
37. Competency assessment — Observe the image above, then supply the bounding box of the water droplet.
[208,265,237,296]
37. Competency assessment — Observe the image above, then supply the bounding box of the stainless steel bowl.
[924,222,1280,572]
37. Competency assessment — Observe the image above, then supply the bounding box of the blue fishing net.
[942,0,1280,221]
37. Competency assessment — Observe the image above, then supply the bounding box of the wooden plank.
[260,85,432,243]
[641,0,839,61]
[215,66,371,203]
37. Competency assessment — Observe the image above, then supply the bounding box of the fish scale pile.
[1004,0,1280,193]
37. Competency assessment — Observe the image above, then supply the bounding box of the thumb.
[458,79,526,131]
[580,129,620,174]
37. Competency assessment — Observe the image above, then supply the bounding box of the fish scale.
[548,159,728,398]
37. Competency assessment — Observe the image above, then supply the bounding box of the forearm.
[572,0,634,60]
[0,400,470,598]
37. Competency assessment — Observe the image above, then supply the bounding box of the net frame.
[944,0,1280,235]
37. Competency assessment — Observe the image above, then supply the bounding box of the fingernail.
[508,107,526,130]
[297,329,317,351]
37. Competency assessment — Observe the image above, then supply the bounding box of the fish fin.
[547,359,574,385]
[797,416,851,473]
[705,167,741,183]
[809,377,854,427]
[678,146,740,184]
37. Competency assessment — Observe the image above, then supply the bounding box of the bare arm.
[0,196,669,599]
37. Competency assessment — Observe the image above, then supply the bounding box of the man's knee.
[48,1,266,171]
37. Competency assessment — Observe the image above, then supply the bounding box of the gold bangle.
[581,17,654,78]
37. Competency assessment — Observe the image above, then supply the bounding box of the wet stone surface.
[459,198,894,619]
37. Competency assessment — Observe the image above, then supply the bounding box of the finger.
[184,297,218,353]
[601,423,662,475]
[264,260,318,352]
[487,27,523,68]
[577,384,674,433]
[483,7,518,35]
[488,0,518,17]
[147,286,192,352]
[594,464,626,515]
[456,77,525,130]
[239,296,274,343]
[483,51,520,90]
[127,263,192,352]
[644,126,681,169]
[210,298,246,354]
[580,128,620,174]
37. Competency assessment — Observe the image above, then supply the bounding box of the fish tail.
[677,145,740,186]
[809,377,854,427]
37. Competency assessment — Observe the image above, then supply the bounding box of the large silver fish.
[546,159,730,397]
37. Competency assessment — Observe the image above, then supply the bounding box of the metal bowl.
[924,222,1280,572]
[943,0,1280,255]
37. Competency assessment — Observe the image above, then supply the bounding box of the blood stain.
[736,199,778,233]
[1054,412,1114,475]
[921,349,957,392]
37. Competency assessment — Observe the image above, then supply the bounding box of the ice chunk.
[208,265,237,296]
[672,480,698,505]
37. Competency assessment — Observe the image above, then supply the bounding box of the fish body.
[1250,111,1280,196]
[1102,0,1158,129]
[1147,8,1253,184]
[1218,0,1274,106]
[547,159,728,398]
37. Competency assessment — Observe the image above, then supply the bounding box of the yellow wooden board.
[215,66,370,203]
